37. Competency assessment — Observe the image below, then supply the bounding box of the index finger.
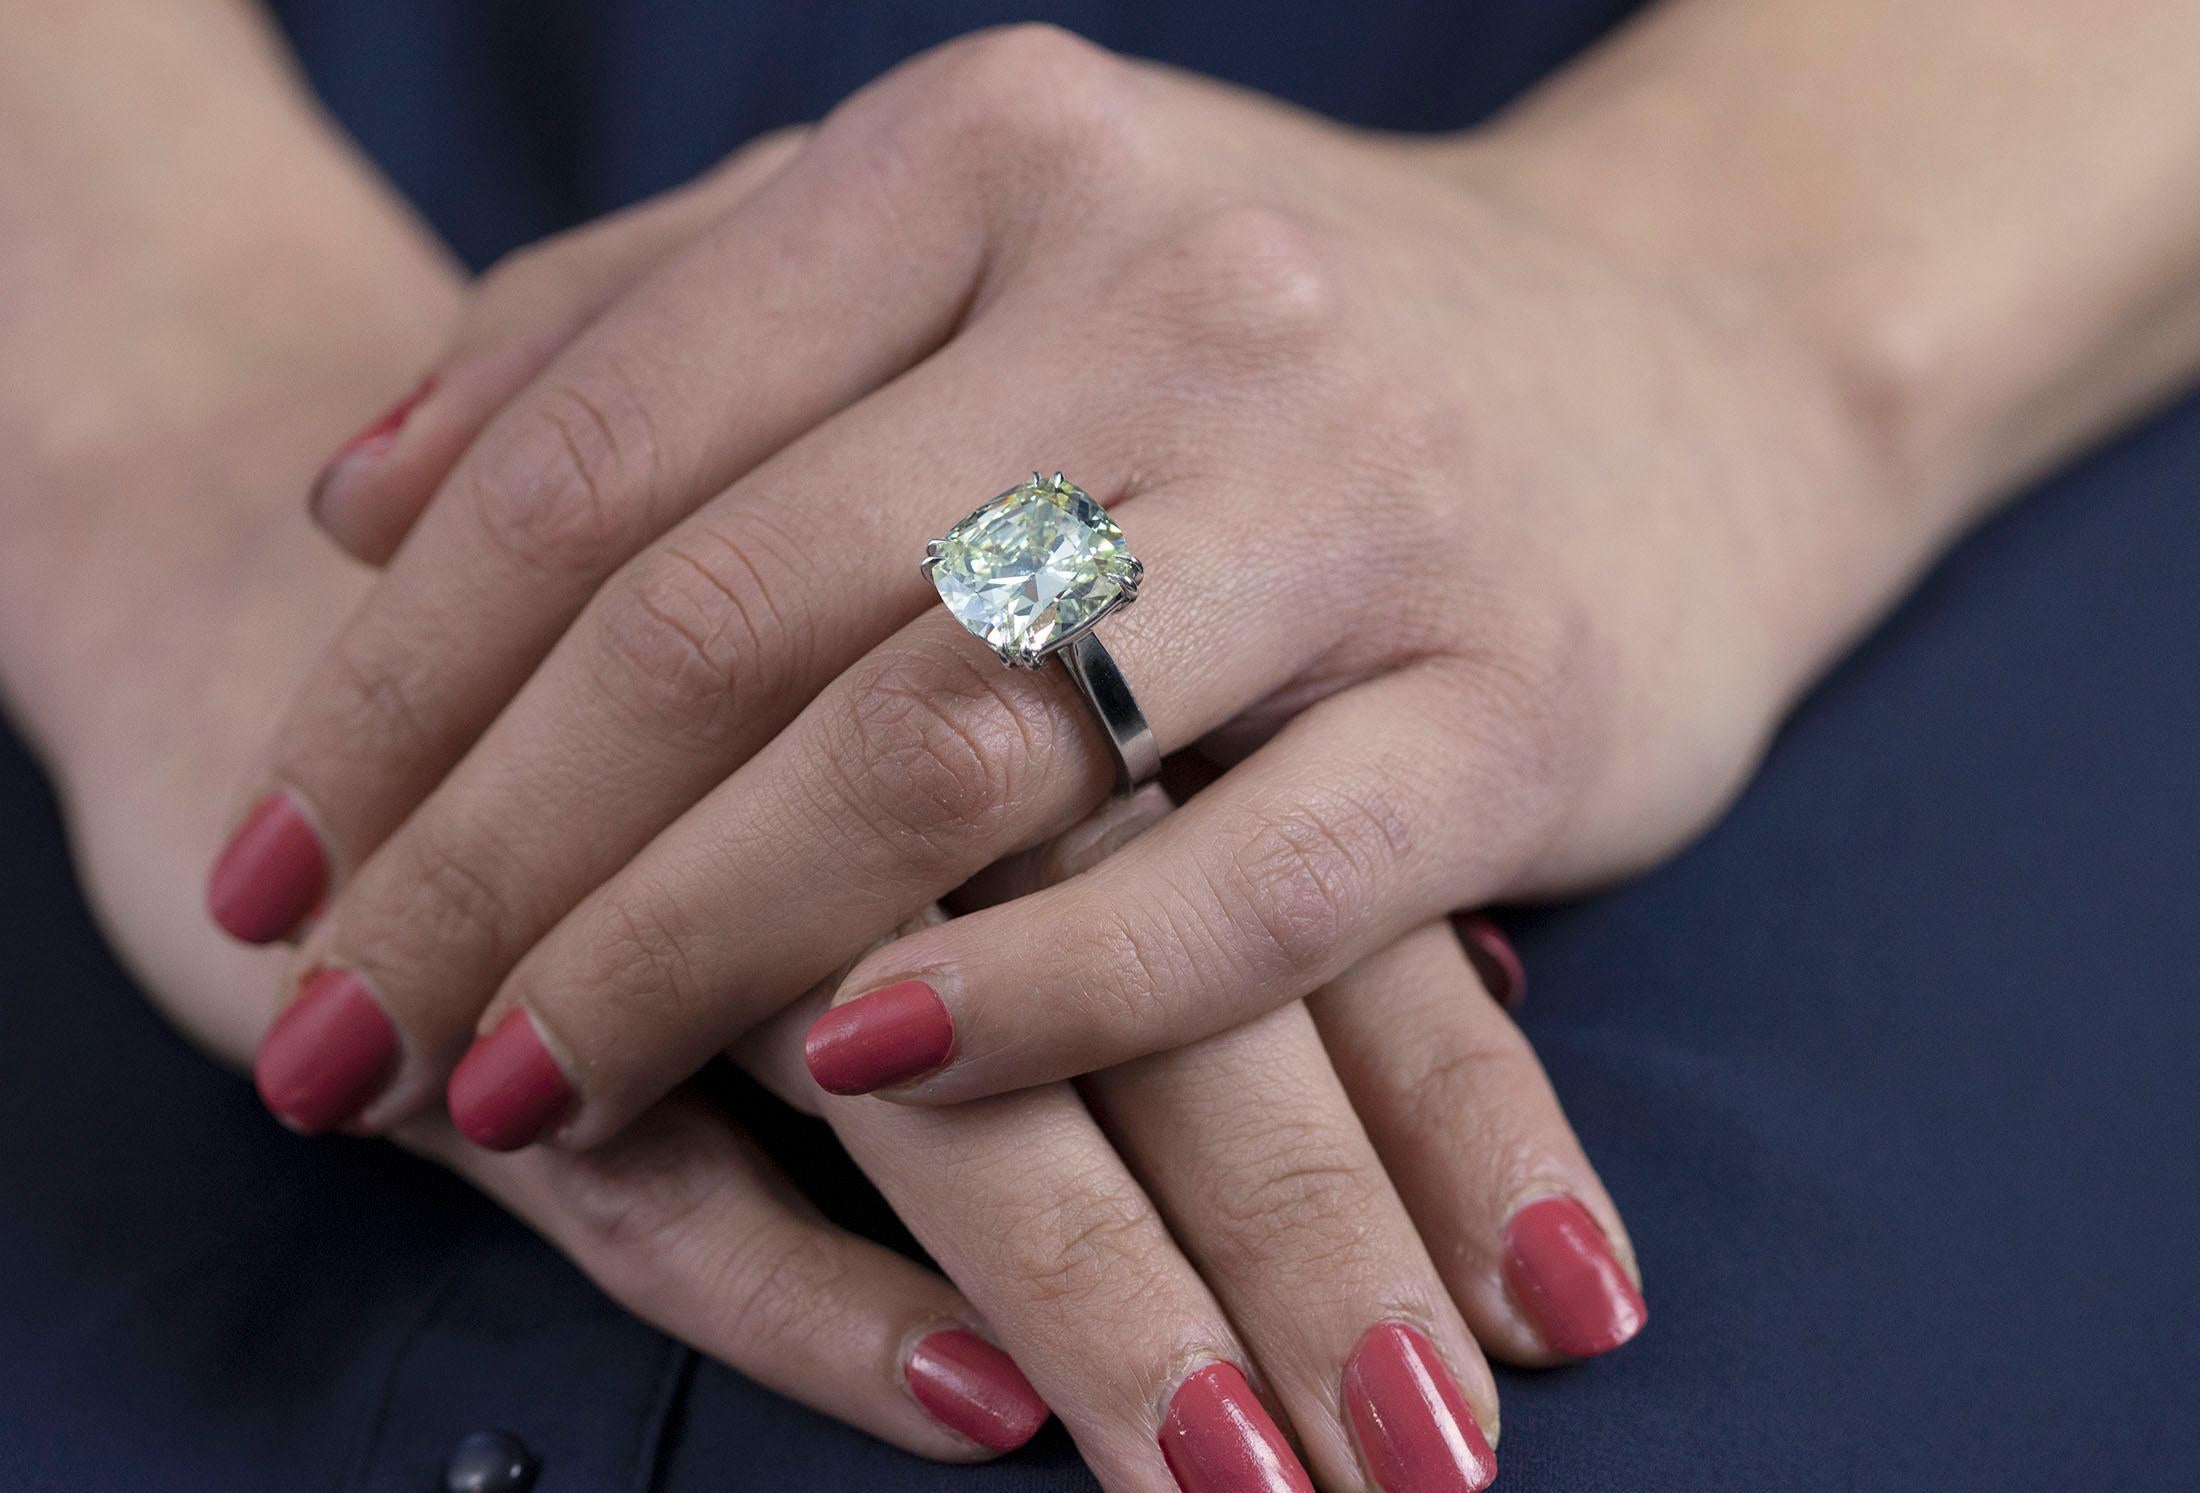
[207,55,1003,944]
[309,126,811,566]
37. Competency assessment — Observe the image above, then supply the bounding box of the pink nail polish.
[905,1329,1049,1451]
[1343,1324,1496,1493]
[1504,1196,1647,1358]
[207,791,328,945]
[1157,1362,1313,1493]
[253,967,398,1133]
[338,374,434,457]
[803,981,954,1096]
[447,1008,574,1151]
[1459,914,1526,1009]
[308,374,434,521]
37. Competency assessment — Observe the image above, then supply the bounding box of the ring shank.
[1060,630,1161,795]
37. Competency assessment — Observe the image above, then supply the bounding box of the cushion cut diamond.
[927,474,1140,666]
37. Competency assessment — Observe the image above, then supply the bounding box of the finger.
[208,53,1017,947]
[271,308,1234,1136]
[736,792,1317,1488]
[1456,912,1527,1010]
[823,664,1542,1102]
[1090,1003,1502,1493]
[266,274,1240,1134]
[402,1094,1048,1460]
[987,789,1498,1489]
[447,479,1344,1149]
[310,127,811,565]
[739,994,1313,1493]
[949,782,1182,915]
[1312,922,1647,1364]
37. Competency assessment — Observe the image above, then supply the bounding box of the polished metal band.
[1062,629,1161,795]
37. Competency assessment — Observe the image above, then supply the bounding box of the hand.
[270,132,1658,1489]
[34,458,1633,1489]
[217,26,1901,1149]
[1,15,1649,1483]
[0,9,1052,1462]
[78,620,1640,1489]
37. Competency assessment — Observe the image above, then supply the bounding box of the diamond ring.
[922,472,1159,794]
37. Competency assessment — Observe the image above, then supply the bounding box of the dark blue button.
[442,1429,539,1493]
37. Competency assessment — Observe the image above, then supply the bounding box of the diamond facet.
[927,474,1139,666]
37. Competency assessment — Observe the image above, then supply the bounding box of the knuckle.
[394,820,526,966]
[1402,1032,1565,1198]
[1197,1127,1386,1278]
[555,1132,853,1355]
[884,24,1134,180]
[587,881,709,1032]
[1061,898,1195,1045]
[827,646,1056,850]
[990,1157,1160,1317]
[1216,782,1411,977]
[467,366,663,576]
[945,20,1108,78]
[1407,1032,1524,1134]
[932,23,1117,127]
[591,524,802,747]
[309,615,446,766]
[555,1123,724,1261]
[1128,204,1342,364]
[714,1221,856,1357]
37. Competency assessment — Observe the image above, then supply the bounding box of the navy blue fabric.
[4,4,2197,1489]
[269,0,1638,270]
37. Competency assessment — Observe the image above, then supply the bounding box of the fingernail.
[1342,1323,1496,1493]
[308,373,434,523]
[254,966,398,1133]
[1503,1196,1647,1358]
[448,1008,574,1151]
[207,791,329,944]
[1157,1362,1313,1493]
[905,1328,1049,1452]
[803,980,954,1096]
[1460,915,1526,1009]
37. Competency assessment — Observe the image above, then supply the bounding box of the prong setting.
[924,472,1141,666]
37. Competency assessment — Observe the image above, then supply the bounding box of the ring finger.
[207,76,998,950]
[254,304,1174,1134]
[441,466,1349,1150]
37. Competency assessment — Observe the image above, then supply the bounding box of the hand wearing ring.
[217,25,1887,1276]
[184,22,1981,1487]
[218,28,1863,1152]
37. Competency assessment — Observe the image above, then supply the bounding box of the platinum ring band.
[1062,629,1161,794]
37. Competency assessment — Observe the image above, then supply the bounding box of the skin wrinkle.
[835,652,1037,849]
[600,539,774,748]
[333,816,524,994]
[470,371,659,579]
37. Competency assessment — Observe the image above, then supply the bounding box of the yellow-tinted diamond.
[929,475,1136,665]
